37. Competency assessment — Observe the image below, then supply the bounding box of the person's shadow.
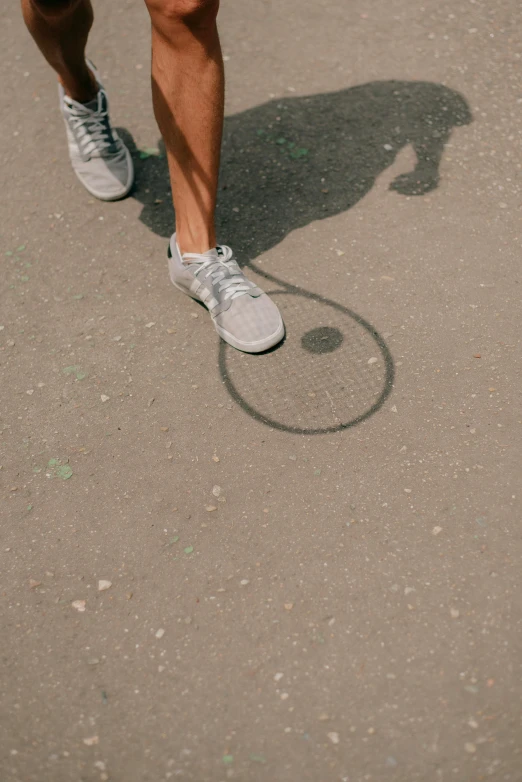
[124,79,471,265]
[118,80,471,434]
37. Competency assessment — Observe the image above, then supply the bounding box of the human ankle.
[60,68,97,103]
[177,228,216,256]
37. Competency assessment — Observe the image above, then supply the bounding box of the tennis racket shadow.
[126,79,471,434]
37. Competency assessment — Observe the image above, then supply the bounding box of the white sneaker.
[59,61,134,201]
[168,234,285,353]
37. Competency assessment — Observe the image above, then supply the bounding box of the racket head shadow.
[219,287,394,435]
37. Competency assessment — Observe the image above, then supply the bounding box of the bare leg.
[21,0,97,102]
[144,0,224,254]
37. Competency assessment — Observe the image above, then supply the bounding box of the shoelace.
[183,245,251,301]
[65,92,118,158]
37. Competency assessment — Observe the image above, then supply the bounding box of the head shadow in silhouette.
[127,79,471,266]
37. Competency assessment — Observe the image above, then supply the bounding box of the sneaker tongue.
[182,247,219,265]
[64,89,103,113]
[82,96,100,112]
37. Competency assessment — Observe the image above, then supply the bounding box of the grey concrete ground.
[1,1,521,780]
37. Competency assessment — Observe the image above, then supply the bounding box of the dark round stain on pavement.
[301,326,344,354]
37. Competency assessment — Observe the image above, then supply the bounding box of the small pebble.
[465,742,477,754]
[72,600,86,612]
[327,732,340,744]
[432,526,443,535]
[205,505,217,512]
[212,485,222,497]
[100,395,110,403]
[83,736,99,747]
[404,488,412,493]
[145,322,155,328]
[284,602,294,611]
[240,579,249,586]
[367,357,378,365]
[280,692,289,700]
[155,628,165,639]
[212,455,220,462]
[450,608,460,619]
[274,672,284,682]
[98,580,112,592]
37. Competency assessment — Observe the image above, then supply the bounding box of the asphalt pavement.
[1,1,521,780]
